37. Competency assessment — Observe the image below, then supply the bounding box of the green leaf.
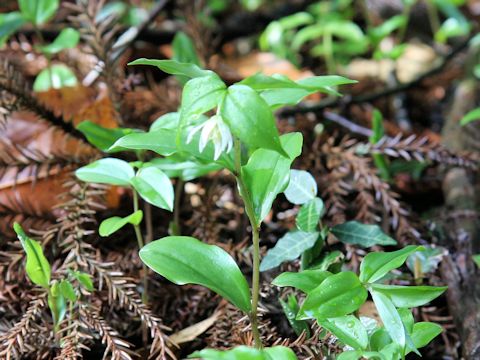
[296,197,324,232]
[279,295,310,337]
[48,281,66,328]
[221,84,286,155]
[128,58,211,79]
[331,221,397,248]
[336,351,386,360]
[297,271,367,320]
[309,250,344,271]
[173,32,201,66]
[19,0,58,25]
[406,246,445,275]
[359,245,424,283]
[241,132,303,226]
[77,121,134,152]
[14,222,51,289]
[296,75,357,89]
[33,64,78,92]
[0,12,26,45]
[260,231,319,272]
[150,157,222,181]
[59,280,77,302]
[189,346,298,360]
[283,170,317,205]
[99,210,143,237]
[272,270,332,293]
[131,167,174,211]
[150,112,180,131]
[70,271,94,292]
[474,254,480,267]
[460,107,480,126]
[140,236,251,313]
[109,129,178,156]
[38,28,80,55]
[371,290,406,353]
[370,284,447,308]
[410,322,442,349]
[75,158,134,187]
[319,315,368,350]
[369,109,384,144]
[178,74,226,135]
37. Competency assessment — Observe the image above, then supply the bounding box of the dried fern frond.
[0,296,47,359]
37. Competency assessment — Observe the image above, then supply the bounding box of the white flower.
[186,114,233,160]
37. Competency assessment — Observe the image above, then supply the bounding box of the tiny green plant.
[1,0,80,91]
[13,223,93,333]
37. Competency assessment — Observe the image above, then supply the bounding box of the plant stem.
[144,202,153,243]
[133,190,148,303]
[172,179,184,235]
[233,139,262,348]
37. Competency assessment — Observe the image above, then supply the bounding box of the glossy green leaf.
[19,0,58,25]
[279,295,310,337]
[370,284,446,308]
[0,12,26,45]
[178,74,226,136]
[150,112,180,131]
[272,270,332,293]
[336,351,386,360]
[474,254,480,267]
[99,210,143,237]
[296,75,357,89]
[128,58,211,79]
[319,315,368,350]
[150,157,222,181]
[296,197,324,232]
[131,167,174,211]
[297,271,367,320]
[260,231,319,271]
[59,280,76,302]
[309,250,344,271]
[331,221,397,248]
[241,132,303,226]
[371,290,406,353]
[33,64,78,92]
[460,107,480,126]
[14,222,51,289]
[221,84,286,155]
[48,281,66,328]
[140,236,251,312]
[359,245,424,283]
[283,170,317,205]
[77,121,134,152]
[70,271,94,292]
[410,322,442,349]
[38,28,80,55]
[75,158,134,187]
[189,346,298,360]
[109,129,178,156]
[173,32,200,66]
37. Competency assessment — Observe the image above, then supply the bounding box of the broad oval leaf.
[77,121,135,152]
[131,167,174,211]
[128,58,211,79]
[260,231,319,272]
[109,129,178,156]
[359,245,424,283]
[297,271,367,320]
[221,84,286,155]
[319,315,368,350]
[369,284,447,308]
[460,107,480,126]
[410,322,442,349]
[279,295,310,337]
[284,169,317,205]
[14,222,51,289]
[140,236,251,313]
[150,112,180,131]
[59,280,77,302]
[0,12,26,45]
[331,221,397,248]
[75,158,134,187]
[241,132,303,226]
[38,28,80,55]
[272,270,332,293]
[296,197,324,232]
[48,281,67,328]
[371,290,406,353]
[150,156,222,181]
[189,346,298,360]
[19,0,58,25]
[33,64,77,92]
[99,210,143,237]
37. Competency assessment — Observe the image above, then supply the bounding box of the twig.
[323,111,373,138]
